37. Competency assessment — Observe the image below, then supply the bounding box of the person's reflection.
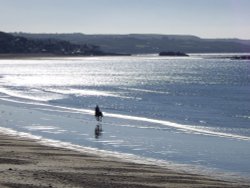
[95,124,102,139]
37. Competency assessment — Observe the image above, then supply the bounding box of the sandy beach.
[0,56,250,188]
[0,133,249,188]
[1,0,250,186]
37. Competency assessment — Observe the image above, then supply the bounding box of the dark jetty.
[159,51,189,57]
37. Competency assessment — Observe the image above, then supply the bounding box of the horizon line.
[4,30,250,40]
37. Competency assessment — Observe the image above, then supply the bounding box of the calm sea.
[0,55,250,179]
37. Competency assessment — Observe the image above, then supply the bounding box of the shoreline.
[1,55,250,187]
[1,53,250,61]
[0,96,250,187]
[0,53,62,59]
[0,53,131,60]
[0,133,249,188]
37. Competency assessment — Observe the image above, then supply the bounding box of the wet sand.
[0,134,249,188]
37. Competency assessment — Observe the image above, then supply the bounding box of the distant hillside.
[12,33,250,54]
[0,31,105,56]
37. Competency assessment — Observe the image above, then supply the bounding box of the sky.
[0,0,250,39]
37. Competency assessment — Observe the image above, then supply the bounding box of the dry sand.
[0,134,249,188]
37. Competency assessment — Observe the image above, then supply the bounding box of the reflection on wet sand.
[95,124,102,139]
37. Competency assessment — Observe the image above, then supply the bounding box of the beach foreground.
[0,134,248,188]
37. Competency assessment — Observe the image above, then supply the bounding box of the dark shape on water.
[231,55,250,60]
[95,124,102,139]
[159,51,189,57]
[94,105,103,138]
[95,105,103,138]
[95,105,103,122]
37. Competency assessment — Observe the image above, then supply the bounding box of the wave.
[0,86,65,102]
[104,113,250,141]
[0,86,134,104]
[120,87,170,94]
[46,88,133,99]
[1,97,249,141]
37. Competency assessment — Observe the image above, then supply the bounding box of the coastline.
[0,133,249,188]
[0,53,61,59]
[0,56,250,187]
[0,53,131,60]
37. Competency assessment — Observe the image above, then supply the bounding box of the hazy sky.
[0,0,250,39]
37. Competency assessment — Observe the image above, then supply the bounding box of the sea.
[0,54,249,180]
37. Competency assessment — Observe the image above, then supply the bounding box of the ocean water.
[0,55,250,179]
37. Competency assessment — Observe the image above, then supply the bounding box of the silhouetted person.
[95,105,103,121]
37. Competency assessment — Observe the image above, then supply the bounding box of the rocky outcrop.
[159,51,189,56]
